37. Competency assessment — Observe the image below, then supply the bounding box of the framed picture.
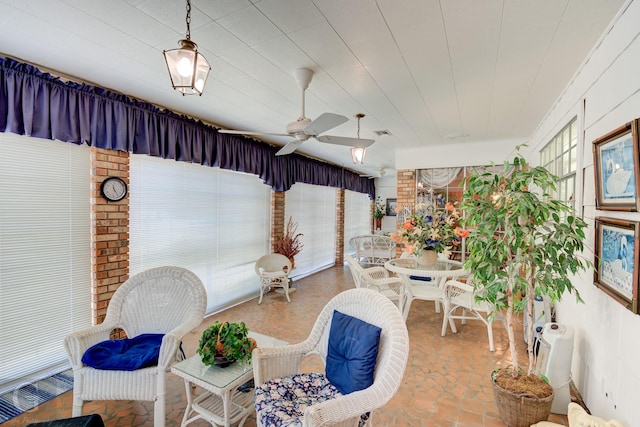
[594,217,639,313]
[593,120,640,211]
[386,198,397,216]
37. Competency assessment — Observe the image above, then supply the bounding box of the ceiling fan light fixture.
[351,147,366,164]
[163,0,210,96]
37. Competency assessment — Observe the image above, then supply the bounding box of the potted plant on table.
[373,197,385,230]
[461,146,590,426]
[198,321,257,367]
[400,201,466,265]
[273,217,303,270]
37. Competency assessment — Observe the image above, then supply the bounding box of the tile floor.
[5,264,569,426]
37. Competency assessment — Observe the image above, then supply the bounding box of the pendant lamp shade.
[351,147,366,164]
[163,1,210,96]
[164,39,210,96]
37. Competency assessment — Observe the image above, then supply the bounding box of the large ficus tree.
[461,147,591,377]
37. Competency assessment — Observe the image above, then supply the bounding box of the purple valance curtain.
[0,57,374,198]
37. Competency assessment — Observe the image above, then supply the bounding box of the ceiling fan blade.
[276,140,303,156]
[303,113,348,136]
[315,135,375,148]
[218,129,291,137]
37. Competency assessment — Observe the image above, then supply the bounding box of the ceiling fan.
[359,167,390,178]
[218,68,375,156]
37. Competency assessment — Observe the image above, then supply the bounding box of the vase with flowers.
[372,197,385,230]
[273,217,303,270]
[400,201,467,265]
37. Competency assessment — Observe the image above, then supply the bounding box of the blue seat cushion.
[81,333,164,371]
[325,310,381,395]
[254,372,369,427]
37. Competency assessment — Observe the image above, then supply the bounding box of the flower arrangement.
[273,217,303,260]
[372,196,385,219]
[399,201,468,255]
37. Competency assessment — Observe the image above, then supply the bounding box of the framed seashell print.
[593,119,640,211]
[594,217,639,313]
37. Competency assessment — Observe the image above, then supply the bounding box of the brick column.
[335,189,345,265]
[271,190,285,252]
[91,147,129,326]
[395,169,416,257]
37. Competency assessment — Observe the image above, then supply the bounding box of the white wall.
[525,1,639,423]
[375,173,398,233]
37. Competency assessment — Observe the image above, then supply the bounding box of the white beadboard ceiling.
[0,0,625,176]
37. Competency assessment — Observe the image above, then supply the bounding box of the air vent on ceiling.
[445,132,469,140]
[373,129,392,136]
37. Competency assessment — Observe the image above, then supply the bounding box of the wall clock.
[100,176,128,202]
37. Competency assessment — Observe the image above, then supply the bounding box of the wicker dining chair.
[441,279,501,352]
[252,287,409,427]
[64,266,207,427]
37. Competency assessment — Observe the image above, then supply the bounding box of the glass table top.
[172,331,288,389]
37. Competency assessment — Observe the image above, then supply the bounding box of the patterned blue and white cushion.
[254,372,369,427]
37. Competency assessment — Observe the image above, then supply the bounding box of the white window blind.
[285,183,337,277]
[129,155,270,314]
[344,191,371,255]
[0,134,91,393]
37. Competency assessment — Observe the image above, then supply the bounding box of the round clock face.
[100,177,128,202]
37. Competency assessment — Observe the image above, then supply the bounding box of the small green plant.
[198,321,255,365]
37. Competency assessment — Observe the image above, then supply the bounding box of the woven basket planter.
[491,376,554,427]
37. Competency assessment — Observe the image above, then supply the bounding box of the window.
[344,191,371,255]
[285,183,337,277]
[129,155,271,314]
[540,117,578,210]
[0,134,91,393]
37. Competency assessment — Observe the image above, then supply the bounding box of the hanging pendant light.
[351,113,367,164]
[163,0,211,96]
[351,147,366,164]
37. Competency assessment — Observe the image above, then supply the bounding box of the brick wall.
[395,169,416,257]
[91,147,129,326]
[271,191,285,251]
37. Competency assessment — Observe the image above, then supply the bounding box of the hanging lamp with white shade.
[163,0,211,96]
[351,113,368,164]
[351,147,366,164]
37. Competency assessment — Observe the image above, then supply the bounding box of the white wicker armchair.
[64,266,207,427]
[255,253,293,303]
[252,288,409,427]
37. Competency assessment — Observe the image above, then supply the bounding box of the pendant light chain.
[185,0,192,40]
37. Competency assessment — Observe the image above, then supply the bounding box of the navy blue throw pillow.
[325,310,381,395]
[81,333,164,371]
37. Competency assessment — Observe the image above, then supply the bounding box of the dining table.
[384,257,471,321]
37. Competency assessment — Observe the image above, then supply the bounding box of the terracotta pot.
[374,217,382,230]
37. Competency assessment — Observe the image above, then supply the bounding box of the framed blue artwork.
[594,217,639,313]
[593,120,640,211]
